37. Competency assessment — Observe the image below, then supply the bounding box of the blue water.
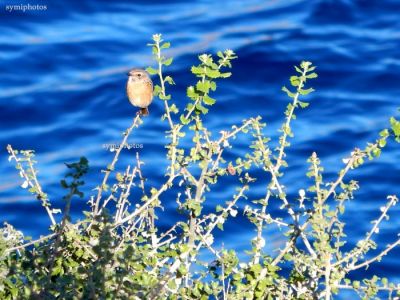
[1,0,400,295]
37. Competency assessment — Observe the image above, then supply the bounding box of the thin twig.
[93,114,142,215]
[7,145,56,226]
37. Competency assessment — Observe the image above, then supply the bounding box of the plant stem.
[93,114,142,215]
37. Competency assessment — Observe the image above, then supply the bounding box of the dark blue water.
[1,0,400,294]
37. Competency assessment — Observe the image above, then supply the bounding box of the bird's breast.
[126,81,153,108]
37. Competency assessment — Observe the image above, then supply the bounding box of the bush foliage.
[1,34,400,299]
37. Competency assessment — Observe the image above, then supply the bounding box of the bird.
[126,68,153,116]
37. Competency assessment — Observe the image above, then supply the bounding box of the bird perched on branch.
[126,69,153,116]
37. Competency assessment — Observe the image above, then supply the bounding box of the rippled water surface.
[1,0,400,295]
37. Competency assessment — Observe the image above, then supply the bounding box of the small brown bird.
[126,69,153,116]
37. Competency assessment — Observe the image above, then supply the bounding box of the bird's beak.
[127,72,130,76]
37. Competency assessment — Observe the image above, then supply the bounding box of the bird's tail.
[139,107,149,116]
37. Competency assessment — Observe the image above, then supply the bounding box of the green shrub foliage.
[2,34,400,299]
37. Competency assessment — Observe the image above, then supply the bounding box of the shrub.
[2,34,400,299]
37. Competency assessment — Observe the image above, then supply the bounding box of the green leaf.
[379,129,389,137]
[161,42,170,49]
[196,81,211,93]
[299,88,315,95]
[282,86,295,98]
[203,95,216,105]
[60,179,68,188]
[187,86,198,99]
[199,54,216,68]
[170,104,179,114]
[378,138,387,148]
[153,85,162,96]
[390,117,400,140]
[308,66,317,72]
[180,115,190,125]
[306,72,318,79]
[301,61,312,69]
[219,72,232,78]
[191,66,204,75]
[163,57,173,66]
[204,68,221,78]
[325,211,336,218]
[51,264,62,276]
[146,67,158,75]
[352,280,360,289]
[159,94,171,100]
[210,81,217,91]
[195,102,208,114]
[298,101,309,108]
[290,76,300,87]
[164,76,175,85]
[372,148,381,157]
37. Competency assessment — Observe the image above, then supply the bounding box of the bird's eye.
[137,73,142,77]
